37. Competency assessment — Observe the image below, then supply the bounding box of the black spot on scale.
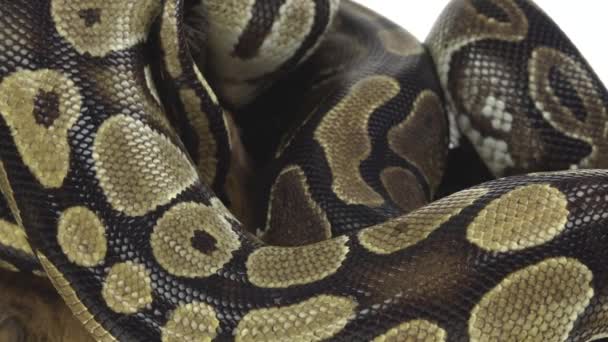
[77,8,102,28]
[33,90,60,128]
[191,230,218,255]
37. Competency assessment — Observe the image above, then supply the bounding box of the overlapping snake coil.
[1,0,608,341]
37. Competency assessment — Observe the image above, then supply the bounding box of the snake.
[0,0,607,341]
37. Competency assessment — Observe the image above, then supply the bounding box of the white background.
[356,1,608,84]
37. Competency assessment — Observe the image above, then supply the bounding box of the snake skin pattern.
[1,0,608,341]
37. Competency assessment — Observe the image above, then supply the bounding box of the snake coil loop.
[0,0,608,341]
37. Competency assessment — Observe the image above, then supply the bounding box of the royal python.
[0,0,607,341]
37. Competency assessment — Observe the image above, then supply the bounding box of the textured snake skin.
[1,0,608,341]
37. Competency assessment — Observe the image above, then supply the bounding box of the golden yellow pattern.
[51,0,160,57]
[88,63,173,134]
[359,188,488,255]
[0,259,18,272]
[469,258,593,342]
[0,69,81,188]
[57,206,107,267]
[314,75,400,206]
[160,0,182,77]
[0,219,33,256]
[439,0,528,43]
[589,334,608,341]
[38,254,116,342]
[151,202,241,278]
[235,295,357,342]
[161,302,219,342]
[203,0,327,106]
[378,29,424,56]
[0,161,22,227]
[246,236,349,288]
[428,0,529,85]
[32,270,47,278]
[203,0,256,70]
[93,114,198,217]
[102,261,153,314]
[179,88,218,187]
[193,63,219,105]
[0,2,602,342]
[529,47,608,168]
[372,320,447,342]
[144,65,162,105]
[467,184,569,252]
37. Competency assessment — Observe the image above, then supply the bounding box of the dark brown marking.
[380,167,427,213]
[233,0,286,59]
[191,230,218,255]
[33,90,60,128]
[78,8,102,28]
[388,91,448,195]
[264,166,331,247]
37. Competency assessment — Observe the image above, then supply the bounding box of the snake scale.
[0,0,607,340]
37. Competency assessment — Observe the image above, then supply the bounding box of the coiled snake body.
[0,0,607,341]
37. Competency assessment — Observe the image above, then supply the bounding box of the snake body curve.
[1,0,608,341]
